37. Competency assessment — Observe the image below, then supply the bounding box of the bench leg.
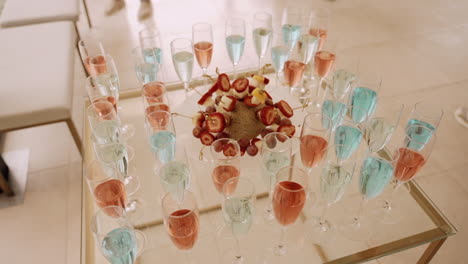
[417,238,447,264]
[66,119,83,157]
[82,0,93,28]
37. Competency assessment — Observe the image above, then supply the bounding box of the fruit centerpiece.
[191,73,296,157]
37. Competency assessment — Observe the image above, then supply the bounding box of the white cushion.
[0,0,79,27]
[0,21,76,130]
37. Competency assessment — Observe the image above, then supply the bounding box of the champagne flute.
[321,88,348,131]
[221,177,256,264]
[332,69,357,101]
[225,17,246,76]
[144,110,176,165]
[92,206,146,264]
[89,54,121,91]
[312,38,337,108]
[380,125,436,224]
[284,42,307,93]
[132,46,161,85]
[272,166,308,256]
[139,26,163,65]
[300,113,331,170]
[261,132,292,220]
[86,161,143,220]
[142,81,170,115]
[281,7,303,52]
[270,32,290,90]
[162,190,199,262]
[366,102,404,152]
[158,143,191,202]
[340,145,399,241]
[86,74,119,111]
[78,38,106,76]
[334,105,368,161]
[192,23,214,76]
[210,138,241,194]
[93,140,134,178]
[252,12,273,70]
[349,74,382,122]
[310,144,355,236]
[87,101,123,144]
[405,101,443,149]
[171,38,195,93]
[307,8,330,51]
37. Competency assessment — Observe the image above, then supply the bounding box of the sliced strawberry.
[223,143,238,157]
[277,124,296,137]
[206,112,226,133]
[279,118,292,126]
[232,78,249,92]
[263,77,270,85]
[200,131,215,146]
[244,96,260,107]
[277,100,294,118]
[218,73,231,92]
[197,92,212,105]
[259,106,278,126]
[251,138,262,150]
[248,85,256,93]
[197,83,219,105]
[222,96,237,112]
[215,95,222,105]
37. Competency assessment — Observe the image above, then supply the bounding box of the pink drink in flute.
[309,28,327,51]
[210,138,241,194]
[315,50,335,78]
[272,166,308,256]
[94,179,127,217]
[284,60,306,88]
[394,148,426,182]
[212,165,240,193]
[194,41,213,70]
[300,135,328,168]
[167,209,199,250]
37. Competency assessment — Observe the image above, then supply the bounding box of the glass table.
[81,70,456,264]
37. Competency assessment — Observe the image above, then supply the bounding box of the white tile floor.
[1,0,468,263]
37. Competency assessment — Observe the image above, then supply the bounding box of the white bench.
[0,0,91,28]
[0,21,82,155]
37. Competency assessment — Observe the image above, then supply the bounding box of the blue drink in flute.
[145,110,176,164]
[405,102,443,150]
[225,17,246,75]
[92,206,145,264]
[334,122,363,161]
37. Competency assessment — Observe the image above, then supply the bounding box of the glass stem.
[234,235,242,259]
[275,72,280,90]
[316,77,323,99]
[233,64,237,79]
[385,181,402,211]
[183,82,190,94]
[278,227,285,250]
[319,203,329,224]
[258,57,262,73]
[184,251,191,264]
[354,198,367,224]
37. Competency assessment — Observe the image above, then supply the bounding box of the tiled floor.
[1,0,468,263]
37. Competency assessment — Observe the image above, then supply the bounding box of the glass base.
[274,244,286,256]
[263,204,275,222]
[373,198,403,225]
[339,216,373,242]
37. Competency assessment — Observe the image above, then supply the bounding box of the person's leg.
[138,0,153,21]
[105,0,125,16]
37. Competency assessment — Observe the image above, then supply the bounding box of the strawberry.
[232,78,249,93]
[197,83,218,105]
[206,112,226,133]
[192,112,205,127]
[259,106,278,126]
[240,147,246,156]
[218,73,231,92]
[222,96,237,112]
[251,138,262,150]
[223,143,238,157]
[248,85,256,93]
[279,118,292,126]
[265,98,274,106]
[264,91,272,99]
[200,131,215,146]
[244,96,260,107]
[277,100,294,118]
[277,124,296,137]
